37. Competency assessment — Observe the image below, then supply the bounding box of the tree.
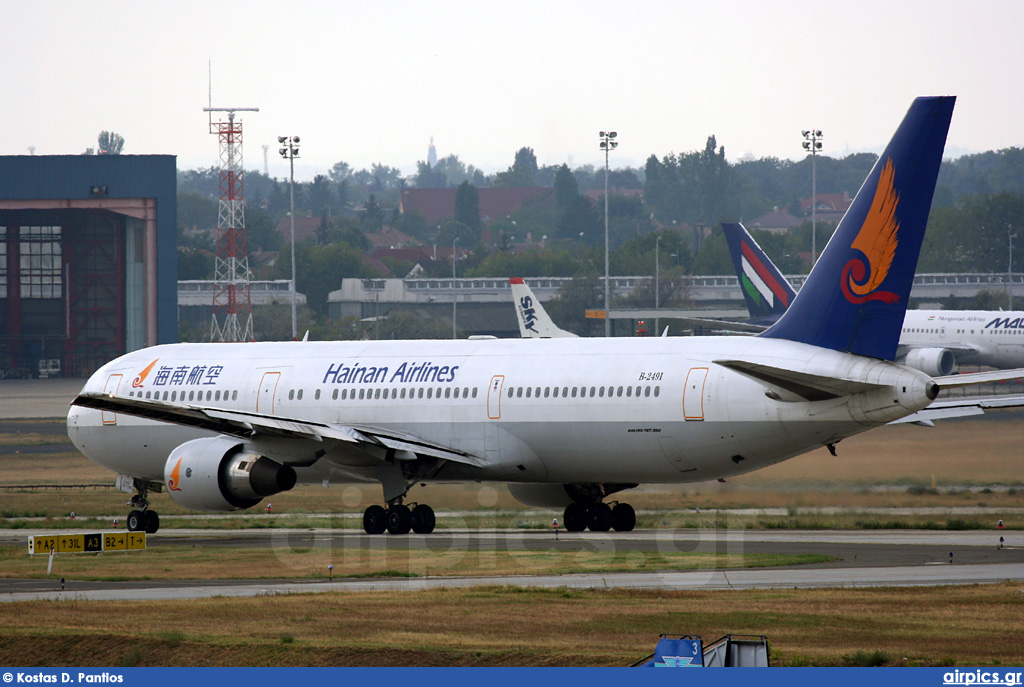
[415,160,447,189]
[97,131,124,154]
[307,175,334,216]
[556,195,601,243]
[361,194,386,232]
[328,161,352,183]
[177,192,218,231]
[493,147,539,187]
[454,182,481,233]
[278,241,384,317]
[546,273,604,336]
[553,164,579,210]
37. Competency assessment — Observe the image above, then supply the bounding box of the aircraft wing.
[891,394,1024,426]
[71,393,484,467]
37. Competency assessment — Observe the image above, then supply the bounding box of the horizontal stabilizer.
[892,393,1024,425]
[714,360,885,402]
[933,368,1024,389]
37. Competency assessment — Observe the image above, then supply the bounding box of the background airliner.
[67,96,1021,538]
[510,278,576,338]
[723,221,1024,376]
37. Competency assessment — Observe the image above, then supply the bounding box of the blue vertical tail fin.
[760,96,955,360]
[722,222,796,324]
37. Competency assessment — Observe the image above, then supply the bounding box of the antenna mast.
[203,105,259,342]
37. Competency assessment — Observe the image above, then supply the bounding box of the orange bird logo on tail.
[841,158,901,304]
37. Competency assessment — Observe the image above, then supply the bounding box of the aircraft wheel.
[586,503,613,532]
[363,505,387,535]
[386,504,413,535]
[563,503,587,532]
[411,504,436,534]
[127,510,143,532]
[611,503,636,532]
[143,510,160,534]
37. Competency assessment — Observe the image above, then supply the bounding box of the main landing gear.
[362,501,436,535]
[562,501,636,532]
[125,482,160,534]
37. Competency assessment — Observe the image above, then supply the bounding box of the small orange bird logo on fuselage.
[132,359,159,388]
[842,158,901,304]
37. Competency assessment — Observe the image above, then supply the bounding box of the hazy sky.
[5,1,1024,181]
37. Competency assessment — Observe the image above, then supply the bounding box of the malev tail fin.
[760,96,955,360]
[510,278,578,338]
[722,222,796,323]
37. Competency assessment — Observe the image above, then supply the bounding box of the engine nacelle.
[901,347,955,377]
[163,437,297,512]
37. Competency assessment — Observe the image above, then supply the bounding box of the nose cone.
[66,404,86,452]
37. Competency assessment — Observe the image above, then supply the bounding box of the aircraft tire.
[143,510,160,534]
[563,503,587,532]
[411,504,436,534]
[611,503,636,532]
[586,503,613,532]
[386,504,413,535]
[127,510,143,532]
[363,505,387,534]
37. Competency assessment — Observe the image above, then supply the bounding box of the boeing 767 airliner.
[68,96,1021,537]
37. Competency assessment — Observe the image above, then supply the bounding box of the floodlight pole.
[802,129,823,267]
[599,131,618,336]
[279,136,300,340]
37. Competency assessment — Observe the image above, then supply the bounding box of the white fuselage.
[902,310,1024,368]
[67,337,934,492]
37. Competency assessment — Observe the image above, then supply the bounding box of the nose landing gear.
[125,481,161,534]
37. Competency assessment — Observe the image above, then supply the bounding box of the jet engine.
[163,437,297,512]
[901,348,955,377]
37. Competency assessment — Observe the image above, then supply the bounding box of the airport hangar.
[0,155,177,378]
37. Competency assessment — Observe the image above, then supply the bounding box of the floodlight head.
[609,132,617,138]
[802,130,810,137]
[279,148,288,156]
[802,141,810,150]
[278,136,287,144]
[599,131,606,137]
[293,136,300,143]
[814,130,822,137]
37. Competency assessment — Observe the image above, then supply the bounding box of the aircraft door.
[683,367,708,421]
[487,375,504,419]
[102,374,123,425]
[257,372,281,414]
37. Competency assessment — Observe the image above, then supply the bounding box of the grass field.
[2,416,1023,667]
[2,584,1022,667]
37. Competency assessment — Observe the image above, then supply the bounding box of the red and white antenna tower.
[204,105,258,342]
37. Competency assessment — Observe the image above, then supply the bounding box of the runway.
[2,527,1021,602]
